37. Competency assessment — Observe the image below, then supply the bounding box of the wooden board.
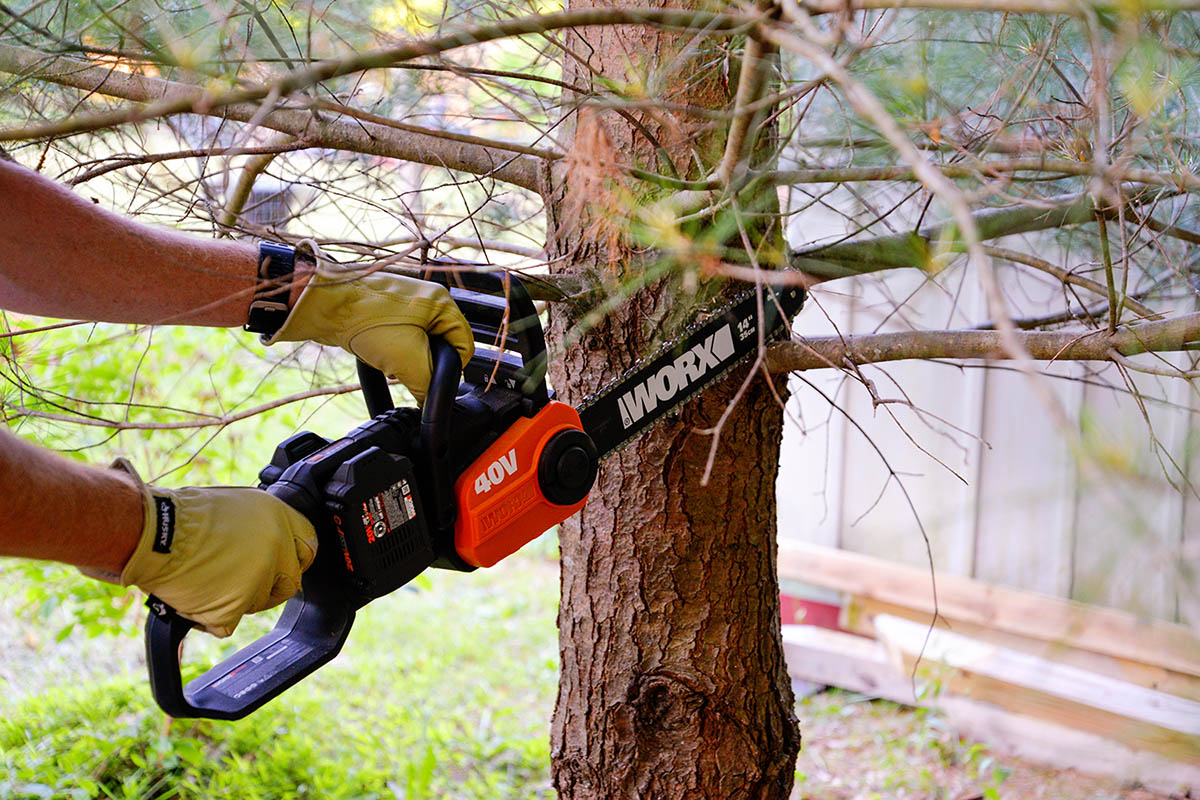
[780,621,1200,790]
[938,695,1200,796]
[780,624,915,704]
[778,541,1200,678]
[873,614,1200,764]
[842,594,1200,701]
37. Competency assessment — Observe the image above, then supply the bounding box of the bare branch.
[61,141,312,185]
[713,29,772,185]
[983,245,1159,321]
[767,159,1200,190]
[0,43,545,192]
[220,134,294,229]
[800,0,1200,14]
[766,312,1200,372]
[3,379,369,430]
[790,189,1169,279]
[0,8,760,144]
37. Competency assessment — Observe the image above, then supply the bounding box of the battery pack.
[324,446,435,599]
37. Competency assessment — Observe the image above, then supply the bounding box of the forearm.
[0,427,141,574]
[0,159,275,327]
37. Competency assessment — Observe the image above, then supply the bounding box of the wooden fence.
[775,267,1199,625]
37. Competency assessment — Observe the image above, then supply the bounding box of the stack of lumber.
[778,541,1200,793]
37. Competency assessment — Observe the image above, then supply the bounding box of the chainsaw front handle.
[142,569,354,720]
[143,336,462,720]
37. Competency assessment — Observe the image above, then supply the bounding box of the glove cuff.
[109,458,174,589]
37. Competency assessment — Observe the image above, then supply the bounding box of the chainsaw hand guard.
[142,568,354,720]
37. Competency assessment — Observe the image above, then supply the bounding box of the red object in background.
[779,593,842,630]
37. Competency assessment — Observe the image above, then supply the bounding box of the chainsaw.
[144,269,804,719]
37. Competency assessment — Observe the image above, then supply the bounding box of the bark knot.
[626,671,706,738]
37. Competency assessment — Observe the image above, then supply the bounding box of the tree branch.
[713,28,772,185]
[800,0,1200,13]
[3,380,370,430]
[60,141,312,185]
[766,158,1200,190]
[789,188,1169,279]
[765,312,1200,372]
[220,133,294,229]
[0,8,759,146]
[0,43,545,192]
[983,244,1159,321]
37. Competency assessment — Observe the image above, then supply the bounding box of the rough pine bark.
[545,4,802,798]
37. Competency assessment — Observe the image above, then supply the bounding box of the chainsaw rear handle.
[143,337,462,720]
[356,339,461,543]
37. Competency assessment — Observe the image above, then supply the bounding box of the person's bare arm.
[0,159,308,326]
[0,159,470,635]
[0,426,141,574]
[0,425,319,636]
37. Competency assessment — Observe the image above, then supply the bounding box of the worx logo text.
[617,325,736,429]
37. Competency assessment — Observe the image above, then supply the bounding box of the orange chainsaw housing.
[453,401,590,567]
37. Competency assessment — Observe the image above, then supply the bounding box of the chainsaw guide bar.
[578,284,806,458]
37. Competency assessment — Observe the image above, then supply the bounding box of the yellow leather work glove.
[268,269,475,405]
[113,459,318,638]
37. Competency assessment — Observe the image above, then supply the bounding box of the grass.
[791,691,1009,799]
[3,540,1172,800]
[789,690,1172,800]
[0,547,561,800]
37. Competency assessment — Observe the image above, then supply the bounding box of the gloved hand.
[112,459,317,638]
[268,268,475,405]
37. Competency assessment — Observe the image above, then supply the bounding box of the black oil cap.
[538,429,599,506]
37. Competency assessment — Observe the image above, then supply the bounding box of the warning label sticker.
[360,479,417,544]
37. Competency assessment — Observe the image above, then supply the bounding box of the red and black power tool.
[143,267,804,719]
[144,271,599,719]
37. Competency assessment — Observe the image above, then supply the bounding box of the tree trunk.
[545,6,802,798]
